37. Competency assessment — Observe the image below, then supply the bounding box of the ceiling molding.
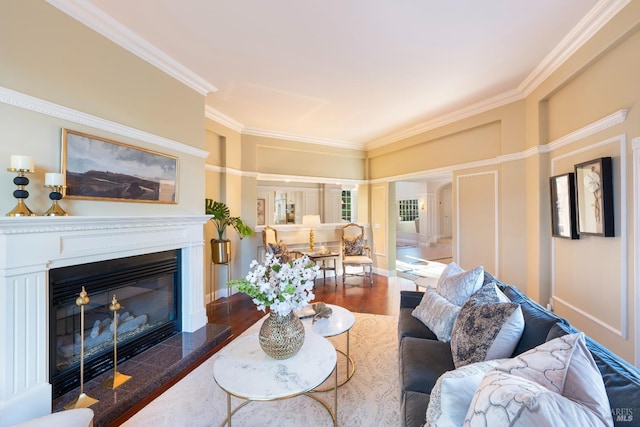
[205,106,244,133]
[242,127,365,150]
[366,89,524,150]
[519,0,631,96]
[45,0,217,96]
[0,86,209,159]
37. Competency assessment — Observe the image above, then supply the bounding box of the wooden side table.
[303,252,339,287]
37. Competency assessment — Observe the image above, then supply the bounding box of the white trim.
[205,106,244,133]
[455,170,499,275]
[374,110,627,184]
[550,134,627,339]
[45,0,216,95]
[205,163,366,186]
[243,127,363,150]
[518,0,630,96]
[0,87,209,159]
[367,89,523,150]
[632,136,640,367]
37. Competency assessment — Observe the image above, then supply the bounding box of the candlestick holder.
[43,185,68,216]
[64,286,99,410]
[6,168,36,217]
[102,294,131,389]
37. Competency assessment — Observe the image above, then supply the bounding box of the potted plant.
[206,198,254,264]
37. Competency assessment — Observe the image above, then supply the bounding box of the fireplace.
[49,250,181,397]
[0,215,209,427]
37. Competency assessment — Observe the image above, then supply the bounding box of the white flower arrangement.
[232,253,320,316]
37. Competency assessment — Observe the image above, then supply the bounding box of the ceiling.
[48,0,622,149]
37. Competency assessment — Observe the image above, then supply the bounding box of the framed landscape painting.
[62,129,178,203]
[574,157,614,237]
[549,173,579,239]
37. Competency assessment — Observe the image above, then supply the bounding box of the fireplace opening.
[49,250,181,398]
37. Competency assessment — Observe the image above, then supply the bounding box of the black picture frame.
[574,157,614,237]
[549,173,579,239]
[62,129,178,203]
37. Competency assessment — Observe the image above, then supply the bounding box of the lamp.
[302,214,321,252]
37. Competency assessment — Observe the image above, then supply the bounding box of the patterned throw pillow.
[436,263,484,306]
[450,284,523,368]
[411,287,461,342]
[343,235,364,256]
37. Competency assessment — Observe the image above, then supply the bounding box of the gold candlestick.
[102,294,131,389]
[43,184,68,216]
[64,286,99,409]
[6,168,36,217]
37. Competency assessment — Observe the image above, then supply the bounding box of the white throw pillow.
[464,370,612,427]
[436,264,484,306]
[426,359,507,427]
[493,332,613,425]
[411,288,461,342]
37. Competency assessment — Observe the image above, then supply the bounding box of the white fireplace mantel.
[0,215,209,426]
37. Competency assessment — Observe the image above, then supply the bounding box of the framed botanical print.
[574,157,614,237]
[257,198,265,226]
[549,173,579,239]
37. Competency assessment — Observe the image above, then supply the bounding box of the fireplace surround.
[0,215,208,427]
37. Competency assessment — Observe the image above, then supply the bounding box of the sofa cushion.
[450,284,523,368]
[400,337,454,394]
[411,288,461,342]
[402,391,430,427]
[436,262,484,306]
[426,358,507,427]
[486,272,567,356]
[398,307,438,342]
[466,333,613,426]
[547,323,640,426]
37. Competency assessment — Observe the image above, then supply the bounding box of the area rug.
[121,312,400,426]
[396,258,447,279]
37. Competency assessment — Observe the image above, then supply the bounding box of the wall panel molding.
[550,134,627,338]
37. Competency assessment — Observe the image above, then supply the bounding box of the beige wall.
[0,0,205,217]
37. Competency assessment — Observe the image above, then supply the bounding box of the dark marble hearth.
[52,323,232,427]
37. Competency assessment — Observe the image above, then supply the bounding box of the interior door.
[439,184,452,238]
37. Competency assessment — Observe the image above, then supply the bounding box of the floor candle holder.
[43,184,68,216]
[64,286,99,410]
[6,168,36,217]
[102,294,131,389]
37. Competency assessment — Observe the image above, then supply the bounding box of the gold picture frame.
[62,129,178,203]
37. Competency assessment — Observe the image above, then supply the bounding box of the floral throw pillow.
[343,235,364,256]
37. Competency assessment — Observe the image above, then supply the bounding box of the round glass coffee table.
[213,331,337,427]
[302,304,355,388]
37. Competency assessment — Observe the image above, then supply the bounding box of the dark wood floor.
[206,274,405,339]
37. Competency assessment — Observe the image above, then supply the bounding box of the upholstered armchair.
[341,223,373,286]
[262,226,301,263]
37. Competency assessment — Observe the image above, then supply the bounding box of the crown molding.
[546,109,627,151]
[0,86,209,159]
[205,106,244,133]
[519,0,631,96]
[45,0,217,96]
[242,127,365,150]
[366,89,524,150]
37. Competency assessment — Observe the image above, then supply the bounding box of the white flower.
[231,254,320,316]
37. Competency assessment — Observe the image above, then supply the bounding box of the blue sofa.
[398,272,640,427]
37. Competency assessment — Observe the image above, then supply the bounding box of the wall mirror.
[257,181,358,225]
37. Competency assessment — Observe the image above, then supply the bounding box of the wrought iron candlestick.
[64,286,99,409]
[102,294,131,389]
[6,161,36,217]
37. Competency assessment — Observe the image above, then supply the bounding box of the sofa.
[399,270,640,427]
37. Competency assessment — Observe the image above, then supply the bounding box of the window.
[341,190,352,222]
[398,199,419,221]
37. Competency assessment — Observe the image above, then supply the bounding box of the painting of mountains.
[62,129,177,203]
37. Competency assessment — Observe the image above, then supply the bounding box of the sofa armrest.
[400,290,424,309]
